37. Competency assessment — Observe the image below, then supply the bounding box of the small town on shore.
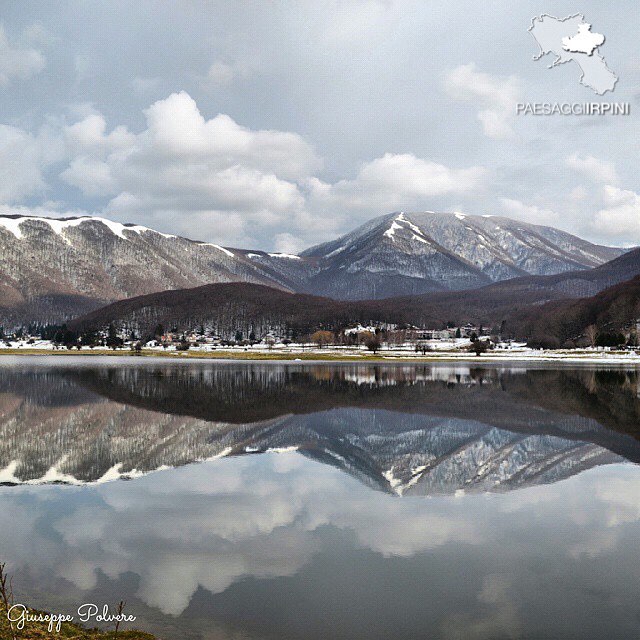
[2,319,639,362]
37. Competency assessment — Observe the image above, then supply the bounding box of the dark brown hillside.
[70,283,363,336]
[69,279,557,336]
[364,247,640,331]
[69,266,640,342]
[507,275,640,346]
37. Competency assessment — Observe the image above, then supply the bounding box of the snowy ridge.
[383,213,430,245]
[0,214,176,240]
[197,242,235,257]
[0,213,305,324]
[301,211,624,299]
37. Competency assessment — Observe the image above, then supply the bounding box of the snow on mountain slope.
[0,211,625,323]
[0,214,303,324]
[230,247,319,292]
[301,211,624,299]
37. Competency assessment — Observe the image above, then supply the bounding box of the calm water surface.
[1,356,640,639]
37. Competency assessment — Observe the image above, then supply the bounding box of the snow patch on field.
[0,461,21,484]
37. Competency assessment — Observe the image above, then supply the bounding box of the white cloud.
[0,123,64,203]
[55,92,320,243]
[0,24,45,86]
[53,92,485,247]
[593,185,640,243]
[569,185,588,202]
[310,152,486,214]
[566,154,618,184]
[61,113,137,196]
[205,61,236,87]
[274,232,306,254]
[444,64,520,139]
[499,198,559,226]
[61,156,118,197]
[64,113,135,155]
[130,76,163,93]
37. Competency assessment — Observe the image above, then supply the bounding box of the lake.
[1,356,640,639]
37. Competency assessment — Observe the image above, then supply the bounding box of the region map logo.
[529,13,616,95]
[517,13,628,117]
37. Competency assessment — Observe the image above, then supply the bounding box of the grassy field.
[0,347,637,363]
[0,347,455,361]
[0,603,155,640]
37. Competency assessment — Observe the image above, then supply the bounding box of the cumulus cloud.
[60,114,136,196]
[0,123,64,203]
[593,185,640,244]
[499,197,559,226]
[309,152,486,214]
[55,91,320,243]
[51,91,486,247]
[64,113,134,154]
[566,154,618,184]
[0,24,45,86]
[444,64,520,139]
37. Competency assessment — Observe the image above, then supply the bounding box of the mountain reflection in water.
[1,360,639,493]
[1,358,640,640]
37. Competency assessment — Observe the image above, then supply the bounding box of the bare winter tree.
[311,330,333,348]
[114,599,126,637]
[0,561,17,640]
[584,324,599,347]
[364,335,382,353]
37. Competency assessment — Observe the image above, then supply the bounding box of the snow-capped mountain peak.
[300,211,624,299]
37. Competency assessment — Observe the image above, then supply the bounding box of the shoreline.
[1,347,639,365]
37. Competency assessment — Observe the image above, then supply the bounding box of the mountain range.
[0,211,626,325]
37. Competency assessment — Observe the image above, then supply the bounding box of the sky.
[0,0,639,251]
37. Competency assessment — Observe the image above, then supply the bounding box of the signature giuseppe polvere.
[6,603,136,633]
